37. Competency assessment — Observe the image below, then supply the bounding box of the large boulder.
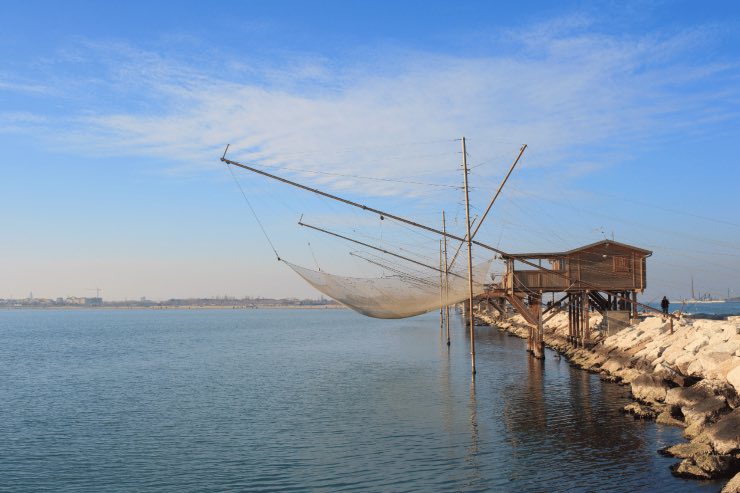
[662,343,689,366]
[675,353,697,375]
[704,407,740,455]
[623,402,656,419]
[672,458,712,479]
[600,358,625,374]
[722,472,740,493]
[631,374,669,404]
[694,454,737,478]
[728,365,740,395]
[666,379,728,403]
[672,455,737,479]
[617,368,643,384]
[687,352,736,379]
[656,409,685,427]
[661,439,712,458]
[684,419,708,439]
[665,384,714,408]
[636,343,670,363]
[682,395,729,428]
[685,334,711,354]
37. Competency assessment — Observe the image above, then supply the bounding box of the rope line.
[308,242,321,271]
[250,162,462,189]
[225,162,282,261]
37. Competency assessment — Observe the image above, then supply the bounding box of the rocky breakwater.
[477,309,740,490]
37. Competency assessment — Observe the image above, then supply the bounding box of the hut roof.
[506,240,653,259]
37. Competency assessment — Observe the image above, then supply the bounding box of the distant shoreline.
[0,304,347,311]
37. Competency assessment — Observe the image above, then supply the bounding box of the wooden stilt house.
[482,240,653,355]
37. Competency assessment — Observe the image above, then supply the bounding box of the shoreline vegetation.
[475,308,740,491]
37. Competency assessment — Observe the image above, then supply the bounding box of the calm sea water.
[679,301,740,318]
[0,309,724,492]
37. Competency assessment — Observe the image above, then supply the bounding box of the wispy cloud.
[0,77,51,95]
[5,17,740,198]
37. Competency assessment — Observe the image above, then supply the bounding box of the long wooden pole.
[439,239,444,332]
[462,137,476,376]
[348,252,434,286]
[443,210,450,347]
[298,220,464,278]
[222,154,498,254]
[470,144,526,240]
[445,215,477,271]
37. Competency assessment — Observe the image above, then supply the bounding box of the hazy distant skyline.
[2,1,740,302]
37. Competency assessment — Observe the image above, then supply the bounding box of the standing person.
[661,296,670,315]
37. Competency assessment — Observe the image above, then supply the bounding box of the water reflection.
[465,379,481,486]
[466,323,711,491]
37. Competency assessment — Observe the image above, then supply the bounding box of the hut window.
[613,256,629,273]
[550,258,567,271]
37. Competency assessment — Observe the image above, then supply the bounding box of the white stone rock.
[684,335,710,355]
[675,353,696,375]
[728,365,740,394]
[661,344,686,366]
[692,352,735,378]
[631,374,669,403]
[703,340,740,356]
[721,472,740,493]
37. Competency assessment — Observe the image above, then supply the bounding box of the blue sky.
[1,0,739,301]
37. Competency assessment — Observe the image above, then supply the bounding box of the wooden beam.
[505,294,540,326]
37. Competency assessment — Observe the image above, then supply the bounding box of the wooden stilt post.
[573,293,578,346]
[527,298,533,353]
[567,294,572,344]
[575,293,581,347]
[534,291,545,359]
[461,136,476,376]
[571,293,581,346]
[573,293,578,344]
[632,291,638,319]
[583,290,590,346]
[578,292,583,347]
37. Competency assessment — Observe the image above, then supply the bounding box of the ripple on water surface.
[0,309,725,492]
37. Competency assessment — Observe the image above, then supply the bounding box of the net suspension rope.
[224,145,281,261]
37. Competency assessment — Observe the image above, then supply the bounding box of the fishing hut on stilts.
[480,240,656,358]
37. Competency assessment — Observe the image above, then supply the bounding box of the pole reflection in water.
[465,379,481,486]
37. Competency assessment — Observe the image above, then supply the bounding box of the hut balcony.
[504,270,568,292]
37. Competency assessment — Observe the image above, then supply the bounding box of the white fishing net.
[284,259,493,319]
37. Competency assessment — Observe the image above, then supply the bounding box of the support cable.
[225,158,282,261]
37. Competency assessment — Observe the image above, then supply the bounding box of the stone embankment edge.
[475,310,740,492]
